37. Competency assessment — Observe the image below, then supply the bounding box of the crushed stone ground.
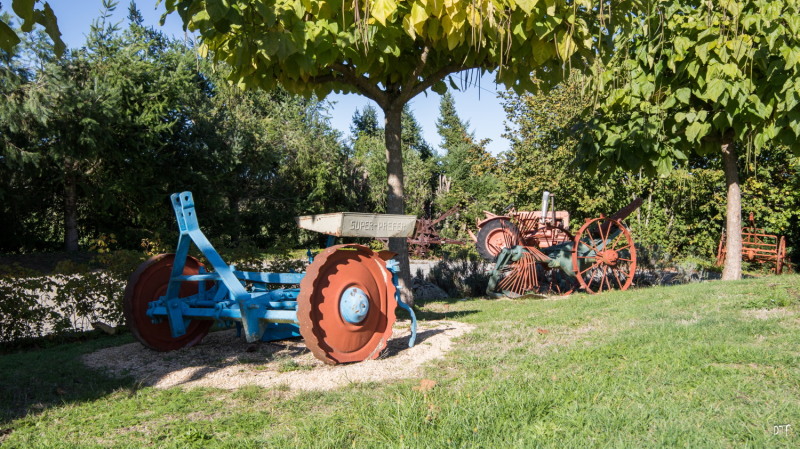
[82,320,474,391]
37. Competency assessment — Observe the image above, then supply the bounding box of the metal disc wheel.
[297,244,397,364]
[476,219,520,262]
[571,217,637,293]
[123,254,212,351]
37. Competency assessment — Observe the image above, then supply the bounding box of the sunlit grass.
[2,276,799,447]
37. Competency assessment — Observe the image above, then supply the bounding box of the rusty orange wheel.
[297,244,397,364]
[123,254,212,351]
[571,217,637,293]
[476,219,520,262]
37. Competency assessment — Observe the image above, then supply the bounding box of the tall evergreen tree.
[435,92,506,240]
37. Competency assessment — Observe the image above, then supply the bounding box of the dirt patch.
[741,308,799,320]
[82,320,474,391]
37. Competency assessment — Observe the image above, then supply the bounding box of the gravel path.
[82,320,474,391]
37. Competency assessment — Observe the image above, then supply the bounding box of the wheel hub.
[598,249,619,266]
[340,286,370,324]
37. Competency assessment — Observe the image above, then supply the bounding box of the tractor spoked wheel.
[123,254,212,351]
[298,244,397,364]
[476,219,520,262]
[571,217,637,293]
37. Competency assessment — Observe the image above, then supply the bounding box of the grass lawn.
[1,275,799,448]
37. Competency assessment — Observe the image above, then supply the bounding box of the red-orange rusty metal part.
[407,205,465,257]
[496,246,550,296]
[476,218,520,261]
[123,254,212,351]
[571,217,636,293]
[297,244,396,364]
[716,213,791,274]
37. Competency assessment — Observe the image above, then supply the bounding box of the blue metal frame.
[146,191,417,350]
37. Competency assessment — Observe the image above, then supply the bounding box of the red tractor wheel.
[476,219,520,262]
[297,244,397,364]
[571,217,637,293]
[123,254,212,351]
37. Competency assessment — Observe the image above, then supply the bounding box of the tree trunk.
[721,137,742,280]
[383,104,414,305]
[64,166,79,252]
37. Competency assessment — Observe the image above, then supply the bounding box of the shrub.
[425,258,491,298]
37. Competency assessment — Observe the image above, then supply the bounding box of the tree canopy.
[576,0,800,279]
[163,0,638,303]
[164,0,620,98]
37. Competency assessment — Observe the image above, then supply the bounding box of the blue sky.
[46,0,511,155]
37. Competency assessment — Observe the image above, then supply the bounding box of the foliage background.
[1,3,798,269]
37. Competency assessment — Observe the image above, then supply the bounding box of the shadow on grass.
[0,332,137,429]
[0,307,477,431]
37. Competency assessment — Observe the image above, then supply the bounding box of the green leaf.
[448,76,460,91]
[685,121,711,143]
[205,0,230,22]
[431,80,447,94]
[372,0,397,26]
[704,78,726,102]
[686,60,700,79]
[789,114,800,138]
[655,156,672,175]
[754,131,767,150]
[712,111,731,130]
[531,38,555,66]
[38,4,64,56]
[555,30,576,61]
[12,0,35,31]
[673,35,691,55]
[675,87,691,104]
[0,20,21,53]
[696,44,709,64]
[516,0,537,14]
[697,140,718,155]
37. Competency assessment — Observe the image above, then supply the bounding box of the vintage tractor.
[716,213,792,274]
[485,195,643,296]
[123,192,418,365]
[471,191,572,262]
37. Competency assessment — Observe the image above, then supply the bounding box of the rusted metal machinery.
[378,205,464,257]
[716,213,791,274]
[485,194,643,296]
[124,192,418,365]
[407,205,464,257]
[471,192,572,262]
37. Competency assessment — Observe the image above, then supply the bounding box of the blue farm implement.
[123,192,418,364]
